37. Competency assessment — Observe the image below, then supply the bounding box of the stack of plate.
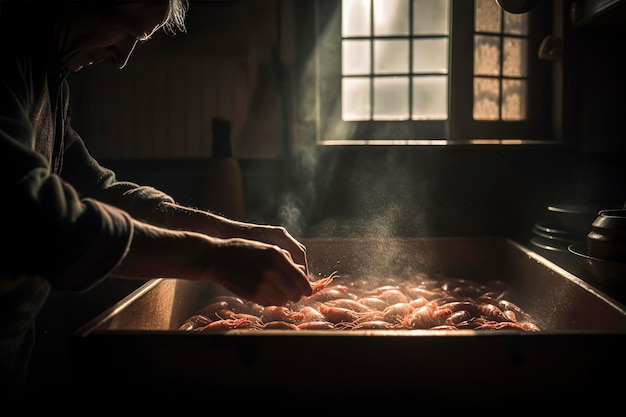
[530,221,583,254]
[529,202,620,257]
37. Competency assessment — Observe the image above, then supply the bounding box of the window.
[341,0,449,122]
[310,0,554,145]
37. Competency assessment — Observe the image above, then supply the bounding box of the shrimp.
[376,289,410,305]
[477,303,508,322]
[357,297,389,311]
[305,288,351,303]
[178,314,212,331]
[409,296,431,309]
[198,318,255,331]
[261,321,299,330]
[298,305,326,322]
[318,304,363,324]
[297,321,335,330]
[196,301,230,319]
[363,285,401,297]
[325,298,371,312]
[404,286,433,300]
[496,299,533,322]
[381,303,414,324]
[445,310,472,326]
[429,325,458,331]
[521,322,541,332]
[404,305,435,329]
[310,271,339,294]
[350,320,397,330]
[493,321,528,331]
[205,295,249,313]
[261,306,304,324]
[503,310,517,322]
[216,309,263,326]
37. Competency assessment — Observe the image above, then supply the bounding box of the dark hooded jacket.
[0,1,175,394]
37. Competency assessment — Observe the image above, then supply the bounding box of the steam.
[276,1,432,242]
[279,194,304,236]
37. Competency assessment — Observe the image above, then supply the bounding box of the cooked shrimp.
[178,314,212,331]
[318,304,363,324]
[196,301,230,319]
[381,303,414,324]
[445,310,472,326]
[325,298,371,312]
[198,318,255,331]
[216,309,263,325]
[350,320,397,330]
[477,303,508,322]
[297,305,325,322]
[262,321,299,330]
[521,322,541,332]
[429,325,458,331]
[404,286,435,300]
[405,305,435,329]
[205,295,249,312]
[310,271,339,293]
[496,300,533,322]
[297,321,335,330]
[357,297,389,311]
[376,289,410,305]
[305,287,351,303]
[261,306,304,324]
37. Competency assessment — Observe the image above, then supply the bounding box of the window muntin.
[314,0,553,144]
[473,0,529,121]
[340,0,450,122]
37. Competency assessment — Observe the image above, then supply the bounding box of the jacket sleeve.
[2,130,136,291]
[61,123,176,221]
[0,43,147,291]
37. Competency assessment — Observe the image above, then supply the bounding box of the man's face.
[61,2,169,72]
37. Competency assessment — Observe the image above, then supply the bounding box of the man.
[0,0,312,397]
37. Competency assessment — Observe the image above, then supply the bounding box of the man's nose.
[114,38,139,69]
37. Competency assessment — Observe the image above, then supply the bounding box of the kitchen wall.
[67,0,626,241]
[70,0,292,160]
[32,0,626,388]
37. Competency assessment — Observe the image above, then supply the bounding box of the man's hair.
[163,0,188,34]
[3,1,191,35]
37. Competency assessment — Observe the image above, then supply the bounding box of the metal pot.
[588,209,626,262]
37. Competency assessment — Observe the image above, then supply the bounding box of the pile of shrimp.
[178,272,542,332]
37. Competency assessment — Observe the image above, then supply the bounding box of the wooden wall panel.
[70,57,254,159]
[68,0,293,160]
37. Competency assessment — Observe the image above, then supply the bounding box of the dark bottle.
[203,116,246,220]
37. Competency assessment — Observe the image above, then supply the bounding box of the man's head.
[57,0,188,72]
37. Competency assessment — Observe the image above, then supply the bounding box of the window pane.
[373,77,409,120]
[413,0,450,35]
[343,77,371,120]
[503,37,527,77]
[374,39,409,74]
[373,0,409,36]
[342,0,371,37]
[502,79,527,120]
[475,0,501,33]
[504,12,528,35]
[413,38,448,73]
[474,77,500,120]
[343,40,371,75]
[412,75,447,120]
[474,35,500,76]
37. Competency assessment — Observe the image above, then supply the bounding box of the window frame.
[305,0,556,145]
